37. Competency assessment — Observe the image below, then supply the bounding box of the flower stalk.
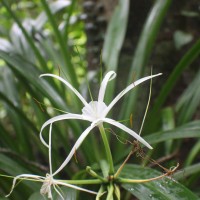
[86,166,107,182]
[59,179,103,185]
[99,124,115,175]
[106,183,114,200]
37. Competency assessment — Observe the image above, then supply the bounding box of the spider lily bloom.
[6,124,97,200]
[39,71,162,176]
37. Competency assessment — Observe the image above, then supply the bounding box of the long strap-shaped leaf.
[148,39,200,131]
[120,0,172,120]
[102,0,129,106]
[40,0,79,89]
[1,0,47,70]
[144,120,200,144]
[121,164,198,200]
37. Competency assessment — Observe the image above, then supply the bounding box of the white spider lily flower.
[6,124,97,199]
[40,71,162,177]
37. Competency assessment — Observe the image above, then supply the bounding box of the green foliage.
[0,0,200,199]
[121,165,198,200]
[102,0,129,71]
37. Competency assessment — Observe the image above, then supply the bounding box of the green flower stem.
[106,183,114,200]
[59,179,103,185]
[116,174,165,184]
[86,166,107,182]
[116,177,149,183]
[99,124,115,175]
[96,185,106,200]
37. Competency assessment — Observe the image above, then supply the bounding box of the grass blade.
[40,0,79,88]
[176,69,200,124]
[1,0,47,69]
[120,0,172,120]
[148,39,200,131]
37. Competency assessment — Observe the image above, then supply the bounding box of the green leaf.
[9,21,35,63]
[184,141,200,166]
[114,184,120,200]
[40,0,78,88]
[174,162,200,180]
[100,160,109,178]
[102,0,129,105]
[0,154,39,192]
[56,187,77,200]
[0,91,37,133]
[0,122,16,149]
[0,68,35,155]
[0,50,66,109]
[176,69,200,124]
[145,120,200,145]
[103,0,129,71]
[161,107,175,131]
[35,1,71,30]
[120,0,172,120]
[0,67,20,107]
[1,0,47,69]
[28,192,46,200]
[0,38,12,52]
[161,107,175,154]
[96,185,105,200]
[115,120,200,165]
[121,164,198,200]
[149,38,200,131]
[173,30,193,50]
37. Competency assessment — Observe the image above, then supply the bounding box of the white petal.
[6,174,43,197]
[39,113,90,147]
[40,74,88,106]
[52,124,96,176]
[49,124,53,175]
[104,73,162,116]
[98,71,116,102]
[54,180,97,195]
[82,101,107,120]
[103,118,153,149]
